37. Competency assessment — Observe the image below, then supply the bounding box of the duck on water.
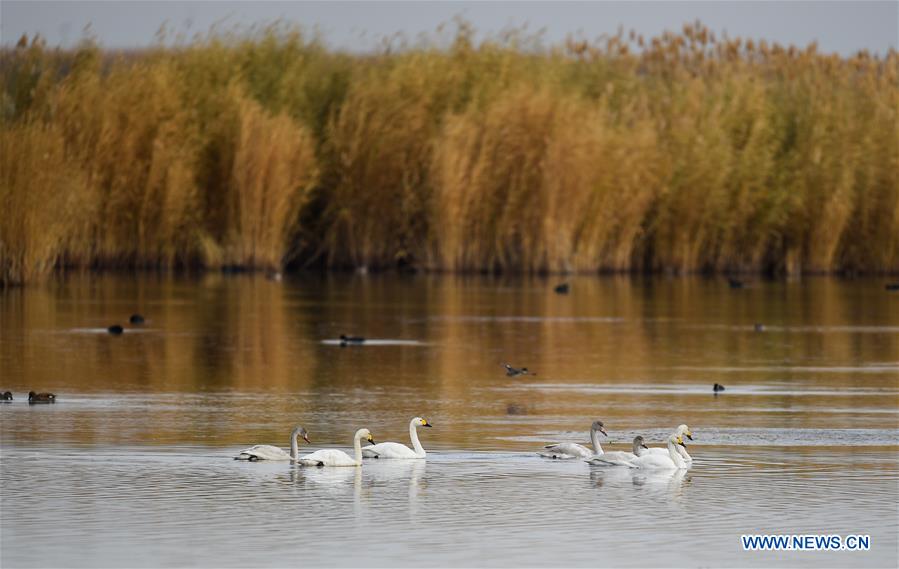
[504,363,535,377]
[339,334,365,347]
[28,391,56,403]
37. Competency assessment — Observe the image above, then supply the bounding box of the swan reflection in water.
[289,458,427,515]
[590,466,690,498]
[297,464,362,493]
[365,459,427,515]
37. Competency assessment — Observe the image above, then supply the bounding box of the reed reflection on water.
[0,274,897,567]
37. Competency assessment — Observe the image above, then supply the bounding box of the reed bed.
[1,23,897,284]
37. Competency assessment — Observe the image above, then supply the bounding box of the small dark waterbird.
[713,383,726,393]
[754,323,765,332]
[1,391,12,401]
[886,283,899,291]
[727,278,745,289]
[339,334,365,347]
[554,283,570,294]
[107,324,124,335]
[504,363,535,377]
[506,403,527,415]
[129,314,145,324]
[28,391,56,403]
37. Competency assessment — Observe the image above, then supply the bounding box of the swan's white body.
[626,435,689,470]
[645,425,693,463]
[235,426,308,461]
[539,421,607,459]
[586,437,649,466]
[363,417,431,459]
[298,428,374,467]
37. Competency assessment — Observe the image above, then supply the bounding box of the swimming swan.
[538,420,607,459]
[297,428,375,467]
[235,425,310,461]
[626,434,689,470]
[645,425,693,463]
[362,417,432,459]
[585,436,649,466]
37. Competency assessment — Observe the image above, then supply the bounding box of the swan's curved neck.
[352,432,364,466]
[409,420,426,457]
[290,429,300,460]
[667,439,686,468]
[677,445,692,462]
[632,440,643,457]
[590,428,604,455]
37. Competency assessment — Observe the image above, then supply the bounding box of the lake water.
[1,274,897,567]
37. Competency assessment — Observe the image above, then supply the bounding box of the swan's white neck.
[352,430,366,466]
[590,428,604,455]
[409,420,426,457]
[666,439,687,468]
[671,427,692,462]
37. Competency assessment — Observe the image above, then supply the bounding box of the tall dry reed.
[1,23,897,284]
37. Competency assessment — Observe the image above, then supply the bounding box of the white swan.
[538,420,607,459]
[362,417,432,459]
[585,436,650,466]
[645,424,693,463]
[297,428,375,467]
[625,433,689,470]
[234,425,310,461]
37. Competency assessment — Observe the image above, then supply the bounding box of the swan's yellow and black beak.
[685,430,694,441]
[676,436,687,447]
[303,434,311,443]
[421,419,432,428]
[599,426,608,437]
[367,434,376,444]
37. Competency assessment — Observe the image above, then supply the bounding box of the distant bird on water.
[554,283,570,294]
[107,324,124,335]
[713,383,725,393]
[1,391,12,401]
[28,391,56,403]
[504,364,535,377]
[886,283,899,291]
[129,314,145,324]
[727,278,745,289]
[339,334,365,347]
[506,404,527,415]
[754,323,765,332]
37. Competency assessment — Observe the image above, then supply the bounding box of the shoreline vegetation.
[1,21,897,285]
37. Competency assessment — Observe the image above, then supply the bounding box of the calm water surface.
[1,274,897,567]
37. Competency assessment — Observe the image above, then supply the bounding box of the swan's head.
[677,424,693,440]
[673,435,687,448]
[414,417,432,428]
[591,421,608,437]
[356,428,375,445]
[293,426,310,443]
[632,436,649,456]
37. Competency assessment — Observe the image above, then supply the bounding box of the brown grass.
[1,23,897,284]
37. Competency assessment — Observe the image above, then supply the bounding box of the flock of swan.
[235,417,694,470]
